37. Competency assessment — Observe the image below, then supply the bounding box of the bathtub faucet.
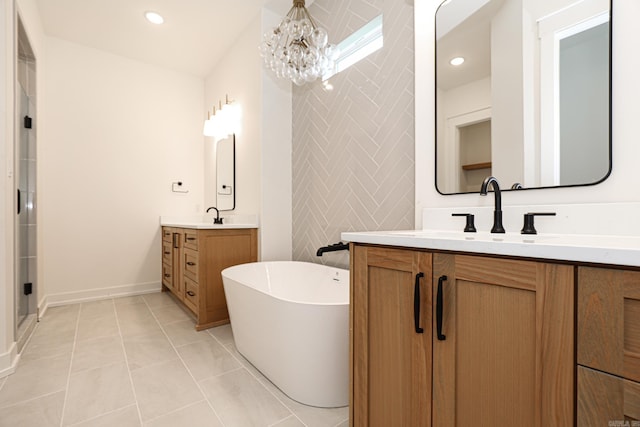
[316,242,350,256]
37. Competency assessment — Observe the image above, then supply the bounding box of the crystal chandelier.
[259,0,338,86]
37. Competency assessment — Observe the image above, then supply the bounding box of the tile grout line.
[65,404,138,427]
[140,399,210,425]
[267,414,298,427]
[114,298,146,426]
[58,305,82,427]
[0,388,66,411]
[142,293,228,427]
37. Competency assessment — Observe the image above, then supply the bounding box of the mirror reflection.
[216,135,236,211]
[435,0,611,194]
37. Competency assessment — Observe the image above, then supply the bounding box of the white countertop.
[160,221,257,229]
[341,230,640,268]
[160,215,258,230]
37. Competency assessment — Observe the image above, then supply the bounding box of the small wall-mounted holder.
[217,184,233,196]
[171,181,189,193]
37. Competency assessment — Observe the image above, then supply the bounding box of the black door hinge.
[24,116,32,129]
[24,282,33,295]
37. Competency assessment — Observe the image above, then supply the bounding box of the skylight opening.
[323,14,383,81]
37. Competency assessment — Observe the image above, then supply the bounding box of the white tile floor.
[0,292,349,427]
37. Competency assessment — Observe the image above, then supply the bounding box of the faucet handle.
[452,213,477,233]
[521,212,556,235]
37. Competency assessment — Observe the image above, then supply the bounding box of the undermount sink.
[387,230,557,244]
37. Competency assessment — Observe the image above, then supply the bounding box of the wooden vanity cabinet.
[161,226,257,330]
[351,245,432,427]
[577,267,640,424]
[350,244,574,427]
[432,253,574,427]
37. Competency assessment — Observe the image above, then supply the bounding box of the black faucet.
[316,242,349,256]
[206,207,223,224]
[480,176,505,233]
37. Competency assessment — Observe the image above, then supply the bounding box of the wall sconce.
[203,95,241,141]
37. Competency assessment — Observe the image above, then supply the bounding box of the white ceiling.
[435,0,505,91]
[34,0,296,77]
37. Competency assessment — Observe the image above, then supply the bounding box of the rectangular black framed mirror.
[435,0,612,194]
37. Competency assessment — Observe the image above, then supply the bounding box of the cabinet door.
[351,245,432,427]
[578,267,640,383]
[432,254,574,427]
[198,229,257,329]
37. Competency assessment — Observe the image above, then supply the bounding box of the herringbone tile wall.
[292,0,415,268]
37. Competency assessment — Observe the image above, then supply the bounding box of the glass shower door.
[16,85,34,328]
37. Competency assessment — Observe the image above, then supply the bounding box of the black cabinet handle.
[186,291,195,297]
[186,262,196,266]
[17,189,21,214]
[414,272,425,334]
[186,237,196,241]
[164,274,170,278]
[436,275,447,341]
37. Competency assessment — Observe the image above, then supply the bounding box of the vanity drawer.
[578,267,640,382]
[162,227,172,243]
[183,277,199,314]
[162,263,172,287]
[184,231,198,251]
[183,248,199,282]
[578,365,640,425]
[162,241,172,265]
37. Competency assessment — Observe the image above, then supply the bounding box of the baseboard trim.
[43,281,162,310]
[0,342,19,379]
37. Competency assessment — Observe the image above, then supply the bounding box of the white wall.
[204,9,292,261]
[204,15,261,218]
[260,9,293,262]
[416,0,640,227]
[42,37,204,303]
[437,77,491,192]
[491,0,527,188]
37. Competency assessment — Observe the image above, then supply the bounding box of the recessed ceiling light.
[450,57,465,66]
[145,11,164,25]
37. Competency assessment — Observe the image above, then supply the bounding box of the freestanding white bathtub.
[221,261,349,408]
